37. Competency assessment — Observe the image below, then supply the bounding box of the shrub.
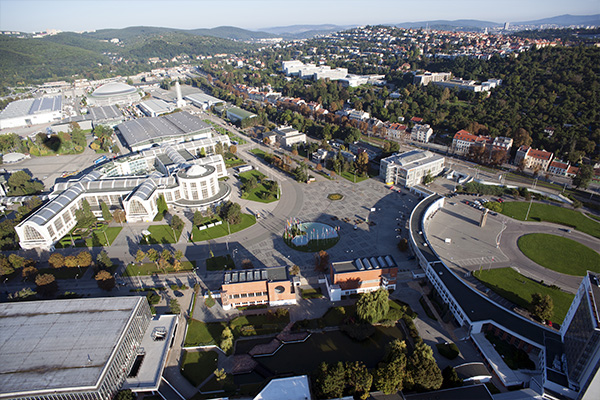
[436,342,460,360]
[340,322,375,341]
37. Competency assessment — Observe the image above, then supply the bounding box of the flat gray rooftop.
[223,266,288,284]
[0,297,142,397]
[88,105,122,121]
[0,96,62,120]
[116,111,210,148]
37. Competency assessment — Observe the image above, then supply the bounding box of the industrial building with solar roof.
[15,117,231,250]
[0,297,177,400]
[0,95,63,129]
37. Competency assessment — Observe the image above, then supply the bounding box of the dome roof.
[91,82,137,97]
[186,165,207,177]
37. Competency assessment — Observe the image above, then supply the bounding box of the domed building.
[87,82,141,107]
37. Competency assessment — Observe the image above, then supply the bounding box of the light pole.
[525,197,534,221]
[137,271,142,287]
[226,220,231,251]
[102,229,109,246]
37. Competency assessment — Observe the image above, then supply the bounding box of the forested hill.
[0,30,254,87]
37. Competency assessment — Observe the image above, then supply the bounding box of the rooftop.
[91,82,137,98]
[403,384,493,400]
[87,105,122,121]
[0,297,143,397]
[116,111,211,148]
[332,256,397,274]
[383,150,444,169]
[0,96,62,120]
[224,266,288,285]
[253,375,311,400]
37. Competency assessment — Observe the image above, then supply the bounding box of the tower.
[175,81,186,109]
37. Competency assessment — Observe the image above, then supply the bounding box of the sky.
[0,0,598,33]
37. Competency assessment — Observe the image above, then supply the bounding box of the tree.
[572,165,594,189]
[95,270,115,291]
[147,249,159,265]
[222,201,241,225]
[113,209,126,223]
[229,144,237,154]
[441,366,463,389]
[263,137,270,145]
[7,170,44,196]
[159,249,172,273]
[408,342,443,391]
[64,255,78,268]
[214,142,224,155]
[169,298,181,314]
[241,258,253,269]
[170,215,184,233]
[174,250,183,262]
[345,361,373,399]
[100,202,113,222]
[220,326,234,354]
[422,170,434,185]
[289,265,300,276]
[96,250,113,269]
[373,356,407,394]
[314,362,345,399]
[75,199,96,231]
[36,273,58,296]
[48,253,65,269]
[314,250,329,272]
[8,254,25,269]
[22,266,38,280]
[77,251,92,267]
[512,128,532,149]
[356,288,390,324]
[241,176,258,193]
[156,195,168,216]
[214,368,227,382]
[531,292,554,321]
[0,255,14,276]
[193,210,203,226]
[356,151,369,177]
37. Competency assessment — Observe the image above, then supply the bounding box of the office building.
[514,146,554,171]
[379,150,445,187]
[0,297,176,400]
[272,126,306,148]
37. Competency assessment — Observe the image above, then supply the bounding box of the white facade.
[15,137,230,250]
[411,124,434,143]
[379,150,445,187]
[0,96,63,129]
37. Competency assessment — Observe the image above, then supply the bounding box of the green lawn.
[225,156,245,168]
[140,225,182,244]
[229,311,290,337]
[123,261,195,276]
[185,320,227,346]
[250,148,266,158]
[190,214,256,242]
[500,202,600,239]
[518,233,600,275]
[473,267,574,324]
[587,213,600,222]
[86,226,122,246]
[340,170,369,183]
[39,266,88,280]
[206,255,235,271]
[181,350,219,387]
[301,287,324,299]
[238,170,278,203]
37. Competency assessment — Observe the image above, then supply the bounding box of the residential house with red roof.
[514,146,554,172]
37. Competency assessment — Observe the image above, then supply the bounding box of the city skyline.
[0,0,598,33]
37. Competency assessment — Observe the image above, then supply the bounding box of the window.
[54,218,64,232]
[129,200,147,215]
[24,225,44,240]
[165,192,173,202]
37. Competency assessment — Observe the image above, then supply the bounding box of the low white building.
[138,99,173,117]
[0,96,63,129]
[379,150,445,187]
[272,126,306,148]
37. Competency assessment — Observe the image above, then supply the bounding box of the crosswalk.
[453,254,508,267]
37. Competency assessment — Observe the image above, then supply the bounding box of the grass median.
[473,267,574,324]
[518,233,600,276]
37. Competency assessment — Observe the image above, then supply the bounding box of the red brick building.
[326,256,398,301]
[221,267,297,310]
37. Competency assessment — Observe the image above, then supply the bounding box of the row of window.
[229,291,268,299]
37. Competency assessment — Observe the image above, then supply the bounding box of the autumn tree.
[64,255,78,268]
[314,250,330,272]
[36,273,58,295]
[48,253,65,269]
[77,251,92,267]
[355,151,369,177]
[95,270,115,291]
[135,249,146,265]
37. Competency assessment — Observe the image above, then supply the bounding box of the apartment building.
[514,146,554,171]
[411,124,434,143]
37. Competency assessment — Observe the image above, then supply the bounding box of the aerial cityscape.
[0,1,599,400]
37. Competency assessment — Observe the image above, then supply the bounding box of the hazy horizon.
[0,0,598,33]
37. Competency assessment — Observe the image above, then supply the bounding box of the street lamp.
[137,271,142,287]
